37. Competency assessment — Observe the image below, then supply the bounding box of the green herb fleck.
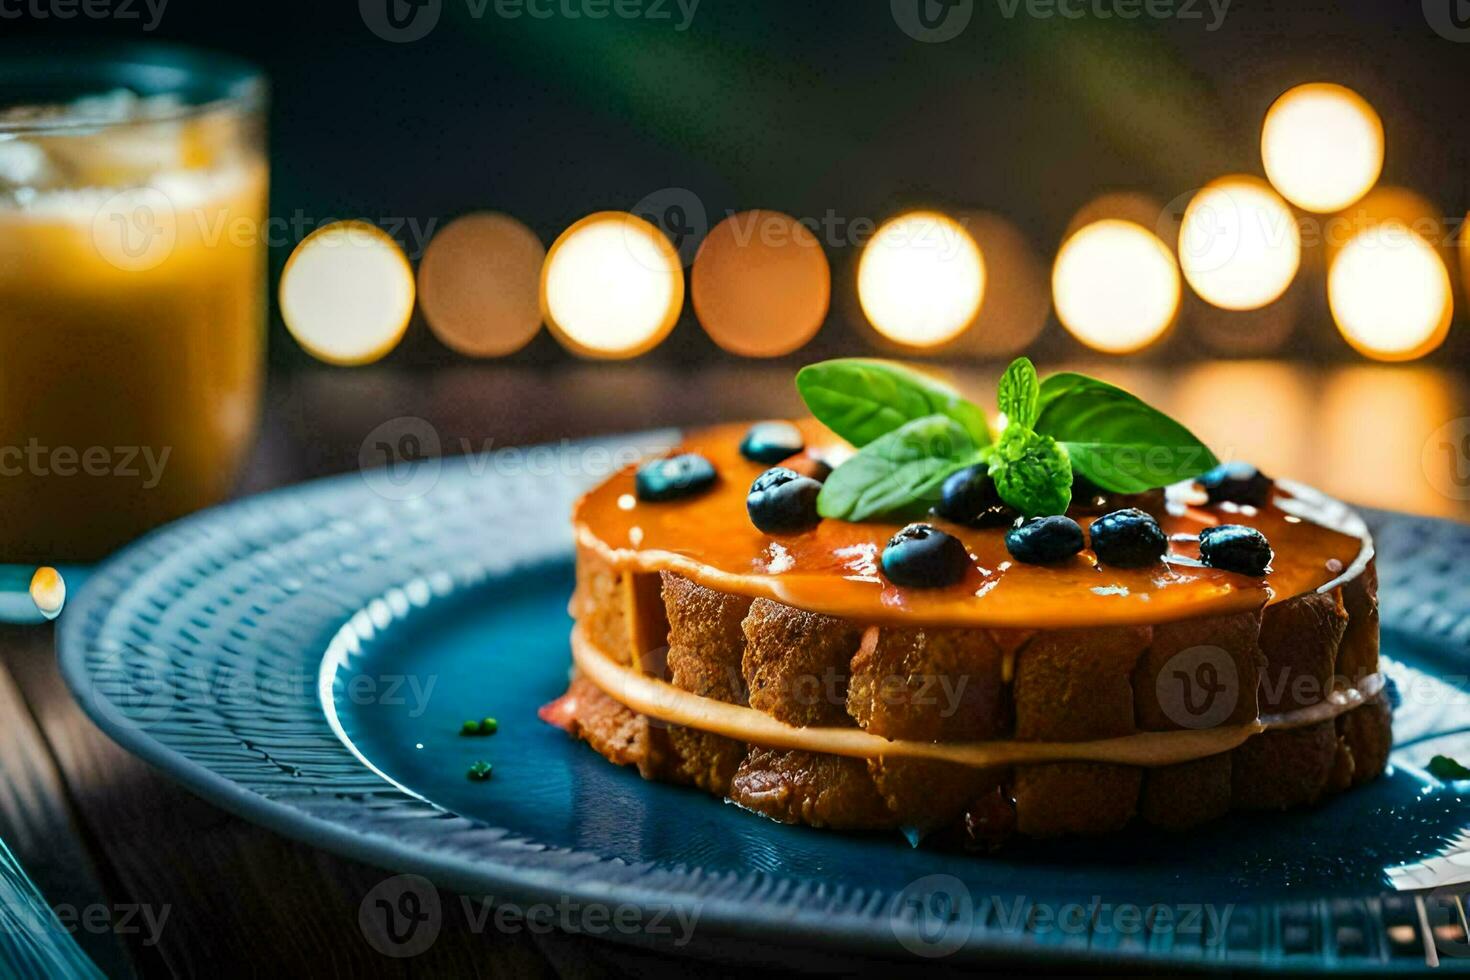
[1428,755,1470,780]
[467,761,493,781]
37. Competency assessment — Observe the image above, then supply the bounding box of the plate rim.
[54,438,1468,971]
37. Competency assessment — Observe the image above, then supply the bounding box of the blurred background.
[6,0,1470,521]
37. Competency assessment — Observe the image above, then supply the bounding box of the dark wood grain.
[0,628,573,977]
[0,621,787,978]
[0,631,133,978]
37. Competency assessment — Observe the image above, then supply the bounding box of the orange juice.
[0,81,267,561]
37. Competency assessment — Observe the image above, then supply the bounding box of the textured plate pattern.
[57,438,1470,972]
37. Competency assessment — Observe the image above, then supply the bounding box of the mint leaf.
[797,359,991,449]
[1035,373,1218,494]
[816,414,986,521]
[1428,755,1470,780]
[989,427,1073,517]
[997,357,1040,430]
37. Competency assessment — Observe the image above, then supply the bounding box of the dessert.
[542,359,1387,845]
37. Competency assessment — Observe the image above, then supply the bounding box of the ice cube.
[0,138,54,188]
[67,88,143,126]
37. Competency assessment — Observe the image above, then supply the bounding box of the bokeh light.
[856,210,985,349]
[541,211,684,359]
[951,210,1049,357]
[1261,82,1383,213]
[1178,175,1301,311]
[1461,210,1470,304]
[1328,220,1453,361]
[1052,219,1180,354]
[418,212,545,358]
[691,209,829,357]
[1068,191,1172,241]
[1324,185,1449,268]
[279,220,416,366]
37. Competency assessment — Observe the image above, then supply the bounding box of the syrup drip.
[575,422,1371,629]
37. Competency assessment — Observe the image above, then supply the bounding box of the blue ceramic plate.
[58,434,1470,972]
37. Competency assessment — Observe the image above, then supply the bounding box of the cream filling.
[571,624,1384,770]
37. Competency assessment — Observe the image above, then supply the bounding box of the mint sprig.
[986,358,1070,517]
[797,356,1217,521]
[996,355,1040,430]
[990,420,1072,518]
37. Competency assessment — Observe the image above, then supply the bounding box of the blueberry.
[739,421,805,465]
[635,453,717,502]
[1199,524,1273,576]
[1005,516,1085,565]
[934,463,1000,524]
[747,467,823,534]
[1197,461,1272,507]
[881,523,971,588]
[971,503,1022,528]
[1088,508,1167,567]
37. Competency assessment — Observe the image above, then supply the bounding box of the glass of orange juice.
[0,46,268,562]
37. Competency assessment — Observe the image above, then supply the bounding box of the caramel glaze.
[574,421,1372,629]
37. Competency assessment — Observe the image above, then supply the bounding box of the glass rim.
[0,41,266,136]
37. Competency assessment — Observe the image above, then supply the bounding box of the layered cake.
[542,359,1388,845]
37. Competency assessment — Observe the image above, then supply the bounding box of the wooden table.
[1,361,1465,976]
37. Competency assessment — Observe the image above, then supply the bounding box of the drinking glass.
[0,44,268,563]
